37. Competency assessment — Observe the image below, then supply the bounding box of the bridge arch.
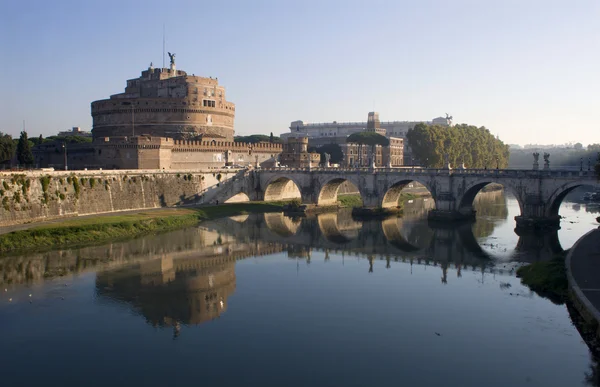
[380,179,436,209]
[316,176,363,206]
[546,181,597,218]
[457,179,523,215]
[263,176,302,202]
[224,192,250,203]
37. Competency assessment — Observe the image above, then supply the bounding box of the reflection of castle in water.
[1,190,567,293]
[96,256,236,329]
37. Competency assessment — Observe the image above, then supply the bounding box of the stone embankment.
[566,228,600,338]
[0,169,247,226]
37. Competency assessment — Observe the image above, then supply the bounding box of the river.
[1,189,599,387]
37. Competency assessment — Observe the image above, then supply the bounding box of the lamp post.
[62,142,68,171]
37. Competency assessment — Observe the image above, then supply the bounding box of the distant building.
[56,127,92,138]
[279,135,320,168]
[284,112,405,167]
[282,113,450,164]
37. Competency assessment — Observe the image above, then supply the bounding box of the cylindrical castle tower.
[91,64,235,141]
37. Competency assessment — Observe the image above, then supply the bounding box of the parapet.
[172,140,282,152]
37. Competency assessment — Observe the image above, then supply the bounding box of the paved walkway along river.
[567,228,600,331]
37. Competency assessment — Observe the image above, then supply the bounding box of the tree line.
[0,131,35,167]
[406,123,510,168]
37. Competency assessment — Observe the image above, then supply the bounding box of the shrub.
[13,192,21,203]
[59,193,65,200]
[89,178,96,188]
[2,181,9,190]
[40,176,51,193]
[72,178,80,199]
[2,196,8,211]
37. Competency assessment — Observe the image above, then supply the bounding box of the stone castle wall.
[0,169,250,226]
[33,137,282,171]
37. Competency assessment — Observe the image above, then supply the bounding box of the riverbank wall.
[566,228,600,338]
[0,169,246,226]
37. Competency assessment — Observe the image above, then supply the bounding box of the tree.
[574,142,583,150]
[17,131,34,166]
[406,123,509,168]
[0,132,16,165]
[314,143,344,164]
[38,134,44,145]
[234,134,282,144]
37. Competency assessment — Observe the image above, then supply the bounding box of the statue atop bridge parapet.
[533,152,540,170]
[324,153,331,168]
[543,153,550,170]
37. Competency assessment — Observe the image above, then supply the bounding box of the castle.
[34,58,280,170]
[91,59,236,141]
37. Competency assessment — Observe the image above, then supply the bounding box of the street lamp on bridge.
[62,142,68,171]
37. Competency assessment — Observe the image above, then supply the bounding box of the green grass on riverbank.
[337,194,363,208]
[0,202,287,255]
[516,253,568,304]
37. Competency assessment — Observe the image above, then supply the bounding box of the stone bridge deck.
[240,167,599,229]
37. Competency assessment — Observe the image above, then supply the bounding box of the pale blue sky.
[0,0,598,145]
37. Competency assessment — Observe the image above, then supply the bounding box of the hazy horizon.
[1,0,598,145]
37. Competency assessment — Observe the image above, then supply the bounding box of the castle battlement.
[172,140,282,152]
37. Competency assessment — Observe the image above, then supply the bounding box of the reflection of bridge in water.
[203,210,564,265]
[0,208,566,333]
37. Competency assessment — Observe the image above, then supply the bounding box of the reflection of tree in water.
[471,190,509,239]
[586,205,600,215]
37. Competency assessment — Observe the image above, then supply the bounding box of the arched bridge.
[211,167,599,229]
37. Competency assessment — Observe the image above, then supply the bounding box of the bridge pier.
[515,198,561,232]
[427,194,476,222]
[514,215,561,232]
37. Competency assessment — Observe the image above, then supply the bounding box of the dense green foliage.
[311,143,344,164]
[234,134,282,144]
[407,123,509,168]
[347,132,390,146]
[516,253,568,305]
[53,135,92,144]
[16,131,34,166]
[0,132,16,165]
[337,194,363,207]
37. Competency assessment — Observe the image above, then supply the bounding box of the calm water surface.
[1,189,599,387]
